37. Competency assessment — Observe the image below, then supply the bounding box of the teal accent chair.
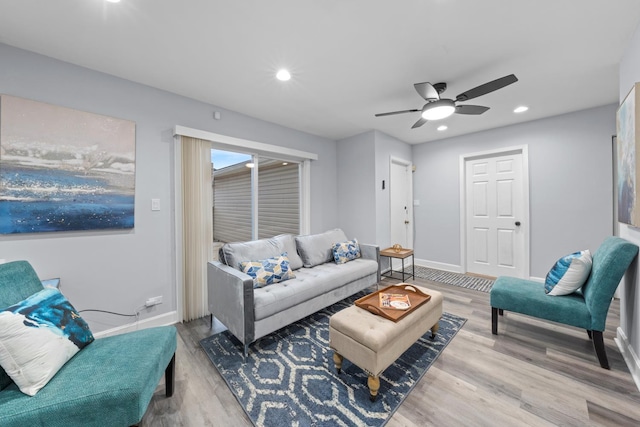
[0,261,177,427]
[490,236,638,369]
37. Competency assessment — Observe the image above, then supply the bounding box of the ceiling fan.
[375,74,518,129]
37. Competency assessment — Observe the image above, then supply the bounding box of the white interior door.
[465,151,526,278]
[390,158,413,270]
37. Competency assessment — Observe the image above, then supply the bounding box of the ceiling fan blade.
[411,117,428,128]
[455,74,518,102]
[375,109,420,117]
[414,82,440,101]
[455,105,490,115]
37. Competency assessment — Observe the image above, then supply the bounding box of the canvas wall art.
[617,83,640,227]
[0,95,136,234]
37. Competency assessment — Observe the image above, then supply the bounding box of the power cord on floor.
[79,305,147,329]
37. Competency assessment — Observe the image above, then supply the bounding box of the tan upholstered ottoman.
[329,284,443,401]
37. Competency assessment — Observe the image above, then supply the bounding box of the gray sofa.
[208,228,380,356]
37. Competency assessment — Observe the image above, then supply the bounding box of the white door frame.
[459,145,530,278]
[389,156,414,252]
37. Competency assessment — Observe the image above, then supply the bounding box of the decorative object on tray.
[355,284,431,322]
[379,292,411,310]
[392,243,402,253]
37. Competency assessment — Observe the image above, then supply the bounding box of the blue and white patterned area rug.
[414,266,494,293]
[200,292,466,427]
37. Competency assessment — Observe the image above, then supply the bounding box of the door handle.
[404,220,410,224]
[515,221,521,226]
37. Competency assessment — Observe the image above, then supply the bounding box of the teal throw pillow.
[0,287,94,396]
[332,238,361,264]
[240,253,296,288]
[544,250,592,296]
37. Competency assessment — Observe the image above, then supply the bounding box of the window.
[211,151,301,243]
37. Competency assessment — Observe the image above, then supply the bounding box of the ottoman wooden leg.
[333,352,343,374]
[431,320,440,339]
[368,375,380,402]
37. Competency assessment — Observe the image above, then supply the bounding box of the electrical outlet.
[145,295,163,307]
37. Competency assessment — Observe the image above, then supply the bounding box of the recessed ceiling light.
[276,69,291,81]
[437,125,448,131]
[105,0,121,3]
[514,106,529,113]
[245,162,255,168]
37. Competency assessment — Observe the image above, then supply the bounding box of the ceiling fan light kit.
[421,99,456,120]
[376,74,518,129]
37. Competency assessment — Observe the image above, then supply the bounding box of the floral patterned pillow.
[332,239,361,264]
[240,253,296,288]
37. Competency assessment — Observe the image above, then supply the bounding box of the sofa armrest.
[207,261,255,346]
[360,243,381,283]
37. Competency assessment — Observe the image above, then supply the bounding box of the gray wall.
[336,131,376,244]
[412,104,616,278]
[618,21,640,383]
[0,43,339,332]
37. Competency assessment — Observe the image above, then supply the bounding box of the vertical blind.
[212,167,252,243]
[258,162,299,239]
[181,136,213,322]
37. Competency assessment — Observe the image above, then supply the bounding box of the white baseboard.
[413,258,462,274]
[93,311,179,338]
[615,327,640,391]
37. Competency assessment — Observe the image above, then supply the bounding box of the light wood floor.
[140,277,640,426]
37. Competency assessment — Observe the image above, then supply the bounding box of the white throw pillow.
[0,288,94,395]
[544,250,592,296]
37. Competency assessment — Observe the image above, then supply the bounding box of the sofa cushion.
[332,238,361,264]
[295,228,348,268]
[253,258,378,320]
[221,238,281,270]
[240,253,296,288]
[272,234,303,270]
[545,250,592,296]
[0,288,94,396]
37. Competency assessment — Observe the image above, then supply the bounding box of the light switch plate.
[151,199,160,211]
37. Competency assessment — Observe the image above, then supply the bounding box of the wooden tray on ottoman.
[355,284,431,322]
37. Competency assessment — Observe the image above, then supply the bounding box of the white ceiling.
[1,0,639,144]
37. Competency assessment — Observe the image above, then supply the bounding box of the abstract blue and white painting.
[0,95,136,234]
[617,84,638,227]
